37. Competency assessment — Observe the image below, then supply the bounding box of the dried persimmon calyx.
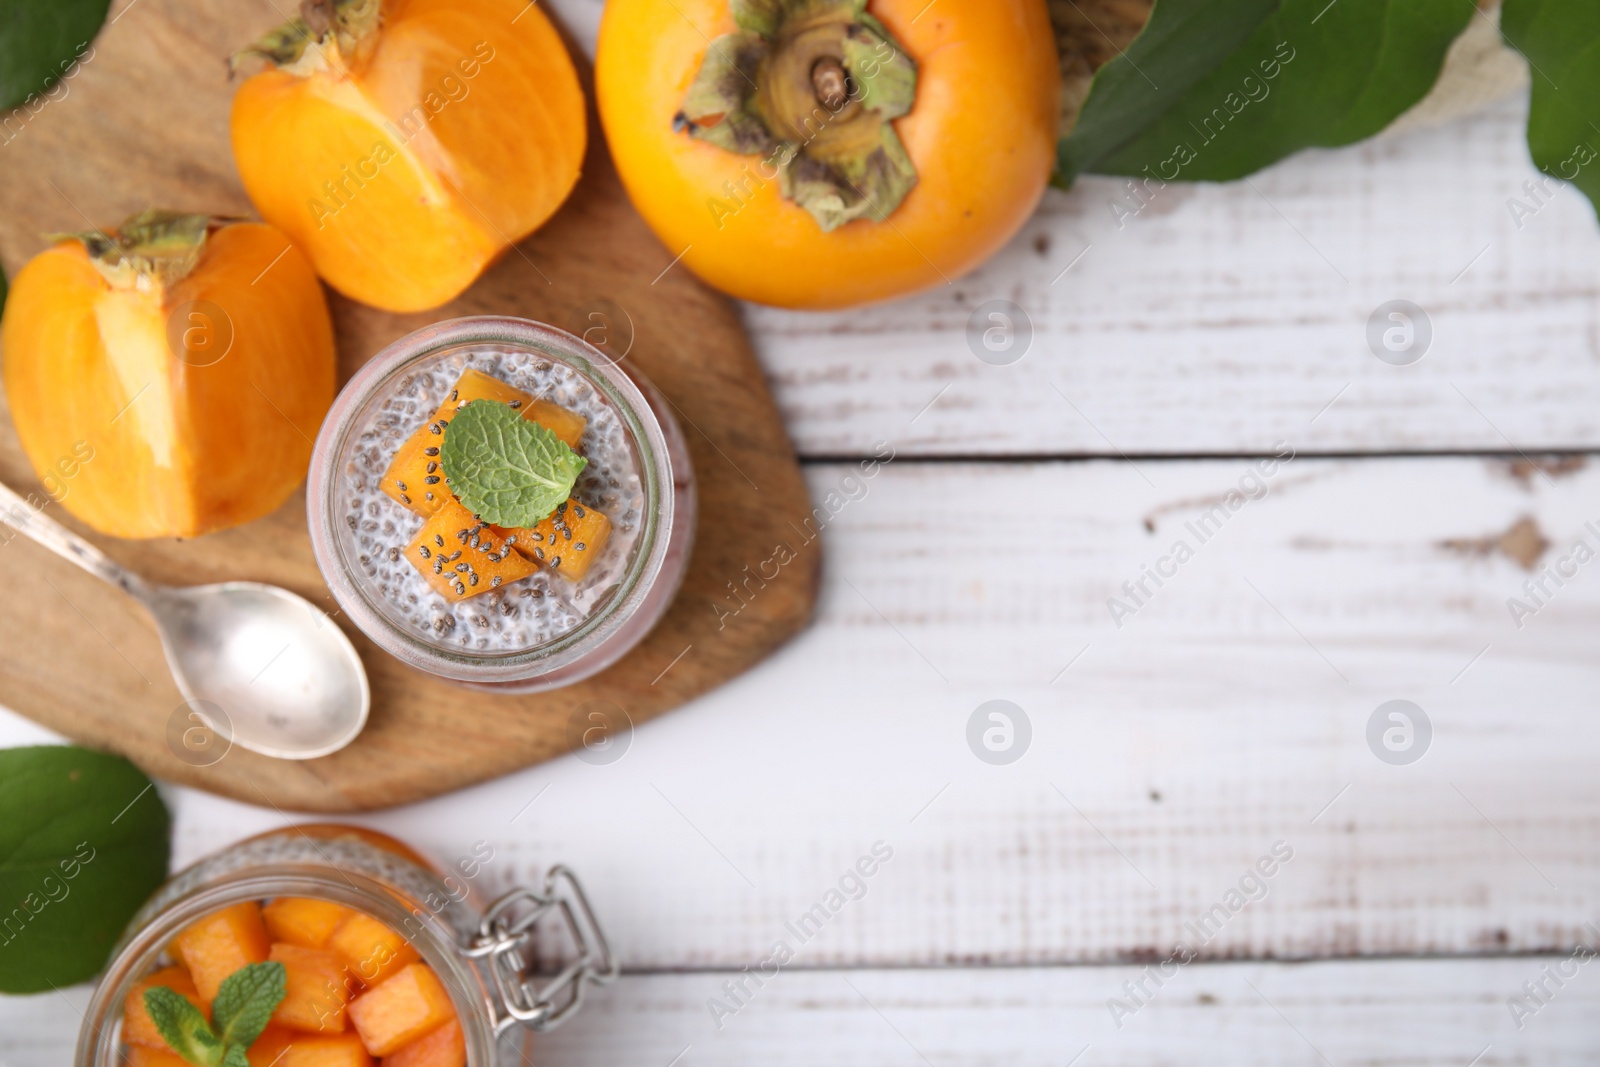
[674,0,920,231]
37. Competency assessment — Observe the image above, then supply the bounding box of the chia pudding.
[336,348,643,653]
[307,317,694,692]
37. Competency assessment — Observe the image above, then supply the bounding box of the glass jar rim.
[307,316,675,684]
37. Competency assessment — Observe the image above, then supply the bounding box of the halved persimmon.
[596,0,1060,308]
[230,0,587,312]
[0,212,335,539]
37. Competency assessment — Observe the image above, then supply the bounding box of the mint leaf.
[1502,0,1600,221]
[440,400,587,528]
[0,746,171,993]
[145,986,224,1067]
[220,1046,252,1067]
[212,961,286,1048]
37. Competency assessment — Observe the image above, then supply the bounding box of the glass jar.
[307,316,695,692]
[75,825,616,1067]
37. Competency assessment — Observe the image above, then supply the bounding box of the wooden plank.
[6,455,1593,968]
[6,959,1597,1066]
[531,960,1600,1067]
[0,0,819,811]
[752,99,1600,458]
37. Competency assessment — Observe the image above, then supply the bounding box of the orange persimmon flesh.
[596,0,1060,308]
[404,496,537,601]
[381,369,585,517]
[246,1026,299,1067]
[127,1047,193,1067]
[123,966,206,1048]
[264,898,359,950]
[347,964,456,1057]
[262,1032,374,1067]
[270,943,354,1033]
[384,1019,465,1067]
[0,221,335,538]
[495,498,612,582]
[174,901,273,1007]
[230,0,586,312]
[328,913,421,989]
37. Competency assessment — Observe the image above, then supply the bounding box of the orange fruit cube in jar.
[174,901,272,1005]
[245,1025,297,1067]
[404,497,537,602]
[269,943,354,1033]
[384,1018,465,1067]
[380,369,586,518]
[267,1032,374,1067]
[127,1047,192,1067]
[497,498,611,582]
[123,966,206,1048]
[327,913,419,988]
[264,898,359,949]
[437,369,587,449]
[347,963,456,1056]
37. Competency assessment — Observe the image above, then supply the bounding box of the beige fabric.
[1382,1,1529,137]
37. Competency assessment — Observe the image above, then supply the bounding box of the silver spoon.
[0,480,369,760]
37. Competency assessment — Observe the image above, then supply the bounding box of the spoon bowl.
[0,480,371,761]
[150,582,369,760]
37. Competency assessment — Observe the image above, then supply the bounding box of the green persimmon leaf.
[1502,0,1600,220]
[144,986,223,1067]
[1058,0,1476,186]
[211,961,286,1049]
[1098,0,1475,181]
[0,0,110,112]
[0,746,171,993]
[440,399,587,528]
[1056,0,1281,187]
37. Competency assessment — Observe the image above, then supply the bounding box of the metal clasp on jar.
[460,865,618,1034]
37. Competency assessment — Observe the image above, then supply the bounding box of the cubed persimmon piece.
[383,1019,465,1067]
[174,901,272,1005]
[264,898,359,949]
[124,966,206,1048]
[246,1025,297,1067]
[127,1047,192,1067]
[380,369,585,517]
[274,1033,374,1067]
[328,913,419,988]
[379,432,446,516]
[347,964,456,1056]
[499,498,611,582]
[404,497,536,602]
[443,370,586,448]
[270,943,353,1033]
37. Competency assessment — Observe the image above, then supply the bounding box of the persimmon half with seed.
[596,0,1060,309]
[0,211,335,539]
[229,0,587,313]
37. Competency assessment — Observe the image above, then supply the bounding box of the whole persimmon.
[1,212,335,539]
[596,0,1059,309]
[229,0,586,313]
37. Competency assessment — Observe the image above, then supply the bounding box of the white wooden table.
[5,7,1600,1064]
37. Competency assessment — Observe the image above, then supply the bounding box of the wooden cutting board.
[0,0,819,811]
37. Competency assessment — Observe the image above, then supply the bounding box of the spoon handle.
[0,480,151,599]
